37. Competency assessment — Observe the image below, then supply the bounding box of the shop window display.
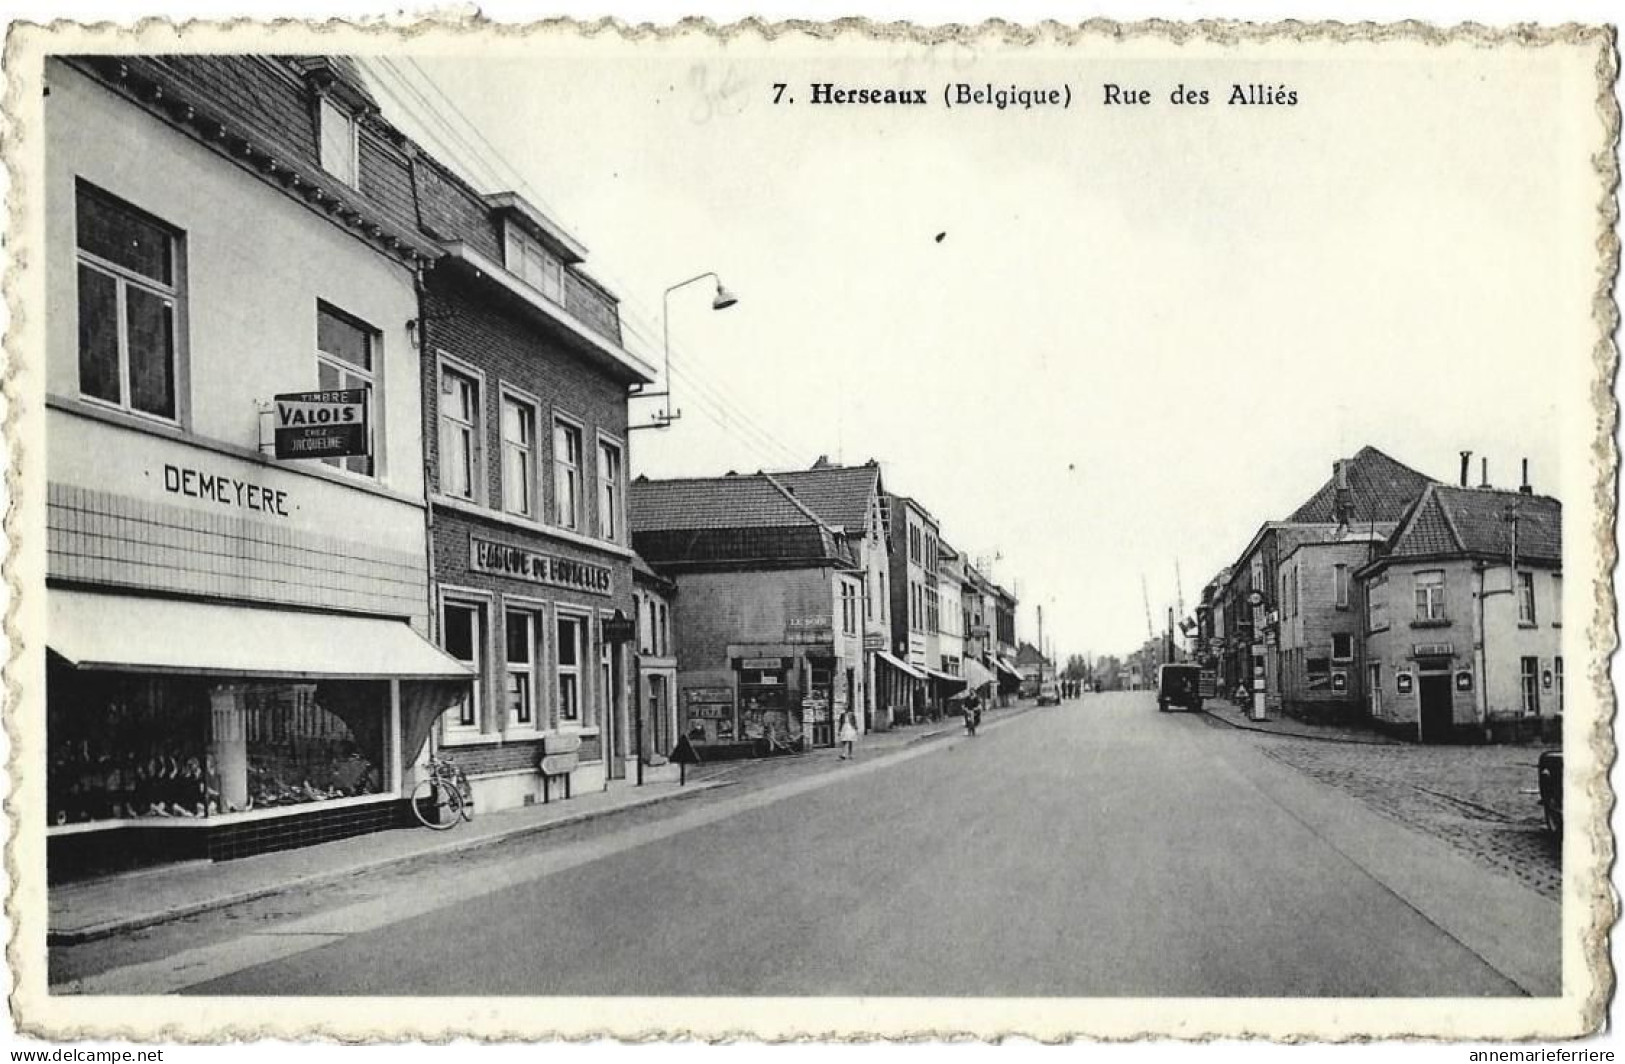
[738,666,798,744]
[48,660,388,826]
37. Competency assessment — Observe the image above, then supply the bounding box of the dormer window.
[505,227,564,304]
[318,97,359,188]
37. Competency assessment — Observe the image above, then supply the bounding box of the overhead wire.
[381,57,808,469]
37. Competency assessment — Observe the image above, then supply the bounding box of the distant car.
[1036,681,1061,706]
[1157,664,1203,712]
[1538,749,1562,837]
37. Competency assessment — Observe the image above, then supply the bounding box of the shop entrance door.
[1419,671,1453,743]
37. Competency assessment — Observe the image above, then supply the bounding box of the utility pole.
[1141,575,1154,641]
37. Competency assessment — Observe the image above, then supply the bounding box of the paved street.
[55,693,1558,998]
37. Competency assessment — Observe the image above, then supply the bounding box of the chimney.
[1480,456,1490,489]
[1520,458,1533,495]
[1459,450,1472,488]
[1333,459,1353,531]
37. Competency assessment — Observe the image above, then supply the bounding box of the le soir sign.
[274,389,370,460]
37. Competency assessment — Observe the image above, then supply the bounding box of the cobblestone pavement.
[1201,695,1399,744]
[1207,719,1561,899]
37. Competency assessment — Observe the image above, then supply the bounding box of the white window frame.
[437,355,484,503]
[1517,571,1537,625]
[1334,564,1350,609]
[74,183,185,425]
[1520,656,1541,716]
[1414,570,1446,622]
[552,412,585,532]
[503,224,565,304]
[596,432,625,543]
[657,601,669,657]
[554,608,588,727]
[316,302,379,478]
[440,590,491,744]
[598,613,617,731]
[504,607,541,734]
[1368,664,1382,717]
[318,96,360,188]
[636,593,653,656]
[500,388,539,518]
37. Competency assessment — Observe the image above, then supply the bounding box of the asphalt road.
[75,692,1555,997]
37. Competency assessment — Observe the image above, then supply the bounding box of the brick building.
[42,56,474,877]
[633,555,679,779]
[631,473,867,754]
[883,493,941,723]
[1275,535,1386,722]
[755,459,894,732]
[1359,482,1562,743]
[414,165,654,810]
[1218,447,1435,718]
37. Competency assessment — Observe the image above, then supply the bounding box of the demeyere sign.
[273,389,370,460]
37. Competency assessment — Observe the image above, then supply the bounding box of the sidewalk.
[49,777,728,945]
[51,698,1050,946]
[1199,696,1402,745]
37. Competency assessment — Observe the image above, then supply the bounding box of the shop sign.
[543,733,583,756]
[740,658,785,671]
[273,389,369,460]
[1455,670,1474,692]
[162,463,290,517]
[1542,669,1554,690]
[1331,671,1348,692]
[1412,642,1454,658]
[684,687,732,706]
[1397,672,1414,695]
[601,610,635,645]
[688,702,732,720]
[786,616,833,644]
[469,535,613,595]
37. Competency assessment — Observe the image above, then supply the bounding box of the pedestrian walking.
[837,710,859,759]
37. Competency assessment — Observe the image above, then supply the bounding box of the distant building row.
[629,460,1029,755]
[1191,447,1562,743]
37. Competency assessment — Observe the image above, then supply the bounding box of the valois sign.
[273,389,370,460]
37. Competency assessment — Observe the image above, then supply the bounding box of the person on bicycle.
[963,693,980,737]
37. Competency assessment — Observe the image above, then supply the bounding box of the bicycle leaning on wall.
[410,751,474,830]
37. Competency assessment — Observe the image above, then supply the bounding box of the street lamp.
[630,271,739,432]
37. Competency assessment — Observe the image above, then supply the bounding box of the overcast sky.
[356,32,1596,658]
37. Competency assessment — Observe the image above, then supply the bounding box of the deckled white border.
[2,14,1616,1043]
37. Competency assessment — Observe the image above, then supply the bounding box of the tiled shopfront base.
[48,799,412,882]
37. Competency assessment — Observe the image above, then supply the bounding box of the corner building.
[43,56,469,879]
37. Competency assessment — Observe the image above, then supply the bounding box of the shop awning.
[963,658,997,689]
[923,667,966,687]
[875,650,926,681]
[48,590,473,681]
[995,658,1023,680]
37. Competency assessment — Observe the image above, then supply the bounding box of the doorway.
[1419,670,1454,744]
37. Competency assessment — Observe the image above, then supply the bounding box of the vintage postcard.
[2,12,1617,1045]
